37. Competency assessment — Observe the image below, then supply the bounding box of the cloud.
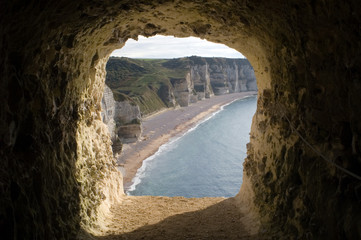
[111,35,245,59]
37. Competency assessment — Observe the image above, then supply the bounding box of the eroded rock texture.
[202,58,257,95]
[167,57,257,106]
[0,0,360,239]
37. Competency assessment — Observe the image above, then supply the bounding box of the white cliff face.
[206,59,257,95]
[101,84,142,155]
[114,101,141,124]
[239,64,257,91]
[113,101,142,144]
[168,57,257,106]
[233,63,239,92]
[101,85,117,140]
[171,73,193,107]
[190,63,214,100]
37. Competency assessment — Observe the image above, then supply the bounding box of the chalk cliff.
[177,57,257,105]
[208,60,257,94]
[101,85,141,156]
[106,56,256,112]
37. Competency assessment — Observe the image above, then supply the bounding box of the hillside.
[105,56,256,116]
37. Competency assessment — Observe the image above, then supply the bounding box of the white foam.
[126,134,184,194]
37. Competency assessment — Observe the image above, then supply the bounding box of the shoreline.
[117,91,257,191]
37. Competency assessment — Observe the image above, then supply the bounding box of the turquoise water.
[127,96,257,197]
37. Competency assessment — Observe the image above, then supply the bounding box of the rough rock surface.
[199,58,257,95]
[0,0,360,239]
[170,74,193,107]
[191,63,213,100]
[116,124,142,144]
[167,57,258,106]
[157,84,177,108]
[165,57,258,107]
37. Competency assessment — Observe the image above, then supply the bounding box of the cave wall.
[0,1,127,238]
[0,0,360,239]
[238,1,361,238]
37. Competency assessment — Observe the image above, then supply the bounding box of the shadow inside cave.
[90,197,259,240]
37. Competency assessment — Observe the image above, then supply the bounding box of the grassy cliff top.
[105,56,248,115]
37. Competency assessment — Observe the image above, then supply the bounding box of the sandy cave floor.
[92,196,259,240]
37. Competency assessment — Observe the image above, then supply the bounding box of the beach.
[117,91,257,190]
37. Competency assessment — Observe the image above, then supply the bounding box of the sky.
[110,35,245,59]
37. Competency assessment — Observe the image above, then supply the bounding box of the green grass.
[106,57,190,115]
[105,56,250,115]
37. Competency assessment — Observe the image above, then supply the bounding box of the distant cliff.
[102,56,256,152]
[105,56,257,115]
[101,85,141,156]
[171,57,257,105]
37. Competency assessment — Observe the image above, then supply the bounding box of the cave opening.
[102,35,258,198]
[1,1,361,239]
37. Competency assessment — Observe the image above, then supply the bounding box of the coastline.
[117,91,257,191]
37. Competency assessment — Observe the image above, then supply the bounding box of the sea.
[127,96,257,198]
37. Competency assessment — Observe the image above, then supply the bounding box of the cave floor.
[91,196,258,240]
